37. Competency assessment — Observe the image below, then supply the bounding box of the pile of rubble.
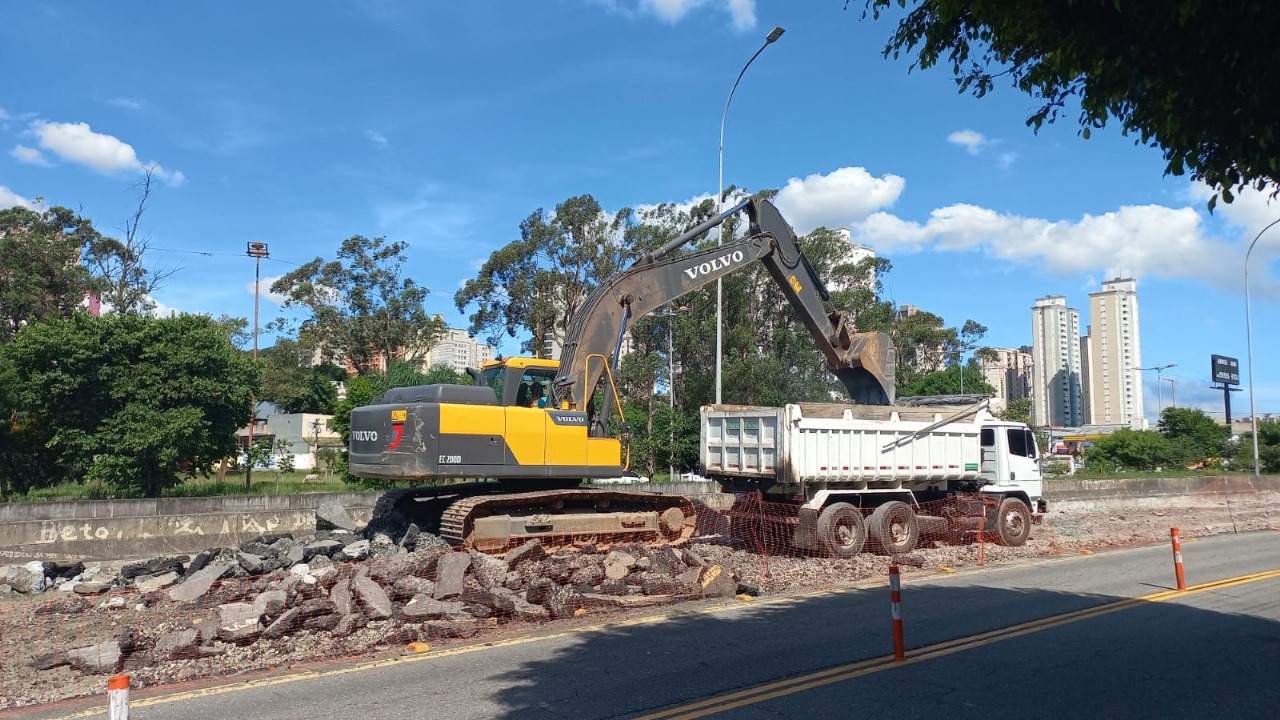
[2,500,744,678]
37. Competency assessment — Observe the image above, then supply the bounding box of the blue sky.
[2,0,1278,422]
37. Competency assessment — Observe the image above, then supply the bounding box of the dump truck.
[348,195,896,553]
[701,397,1045,557]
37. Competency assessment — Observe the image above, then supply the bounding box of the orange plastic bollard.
[889,565,905,661]
[1170,528,1187,591]
[107,674,129,720]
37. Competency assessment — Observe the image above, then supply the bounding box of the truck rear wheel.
[867,501,920,555]
[817,503,867,559]
[994,497,1032,547]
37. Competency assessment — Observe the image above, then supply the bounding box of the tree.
[0,205,103,340]
[274,437,296,476]
[270,235,446,371]
[997,397,1033,426]
[1236,418,1280,474]
[862,1,1280,207]
[1084,428,1176,473]
[81,167,174,314]
[455,194,636,352]
[316,446,340,477]
[1157,407,1229,467]
[257,338,340,414]
[899,362,995,397]
[0,313,258,497]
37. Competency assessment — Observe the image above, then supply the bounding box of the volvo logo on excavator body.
[684,250,746,280]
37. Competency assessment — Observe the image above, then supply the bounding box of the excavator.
[348,195,896,553]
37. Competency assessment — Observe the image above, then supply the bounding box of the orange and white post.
[1170,527,1187,591]
[107,674,129,719]
[889,565,905,661]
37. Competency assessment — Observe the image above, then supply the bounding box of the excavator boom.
[554,196,896,416]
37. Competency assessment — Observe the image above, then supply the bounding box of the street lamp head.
[766,26,785,43]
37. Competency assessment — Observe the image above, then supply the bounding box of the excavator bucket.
[831,329,896,405]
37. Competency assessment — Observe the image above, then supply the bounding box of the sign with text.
[1211,354,1240,386]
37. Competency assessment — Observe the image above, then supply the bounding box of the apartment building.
[1031,295,1084,426]
[1085,278,1143,425]
[979,346,1033,414]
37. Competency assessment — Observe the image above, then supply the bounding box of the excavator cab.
[469,357,560,407]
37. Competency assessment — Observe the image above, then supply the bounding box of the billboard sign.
[1211,354,1240,386]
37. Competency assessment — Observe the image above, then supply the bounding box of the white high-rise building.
[979,347,1033,414]
[1031,295,1084,427]
[425,327,495,374]
[1086,278,1143,425]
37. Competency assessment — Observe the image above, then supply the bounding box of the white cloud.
[947,129,987,155]
[247,275,290,305]
[1188,181,1280,238]
[849,201,1263,293]
[773,166,906,234]
[366,130,389,147]
[32,120,185,185]
[35,121,138,172]
[725,0,755,29]
[998,152,1018,170]
[630,0,755,28]
[108,97,145,110]
[0,185,35,210]
[10,144,50,166]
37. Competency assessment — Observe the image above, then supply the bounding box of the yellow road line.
[636,568,1280,720]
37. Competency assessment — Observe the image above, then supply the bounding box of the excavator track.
[438,488,699,554]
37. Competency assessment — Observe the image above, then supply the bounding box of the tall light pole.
[1164,377,1176,409]
[246,241,270,489]
[1134,362,1177,420]
[1245,217,1280,476]
[653,306,688,480]
[717,25,785,404]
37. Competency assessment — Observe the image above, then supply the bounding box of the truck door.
[1004,427,1042,483]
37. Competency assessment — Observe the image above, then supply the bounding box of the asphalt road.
[34,531,1280,719]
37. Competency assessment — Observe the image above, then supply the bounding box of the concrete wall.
[3,476,1276,563]
[0,493,379,563]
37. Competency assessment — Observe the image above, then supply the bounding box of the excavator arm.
[553,196,896,422]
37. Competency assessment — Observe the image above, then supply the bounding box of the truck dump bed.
[701,402,989,489]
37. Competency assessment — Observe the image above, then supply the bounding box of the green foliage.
[257,339,340,414]
[1084,428,1177,473]
[246,436,274,470]
[899,362,995,397]
[270,235,446,370]
[1157,406,1229,466]
[274,437,296,475]
[0,313,258,497]
[316,446,340,475]
[862,0,1280,206]
[1236,418,1280,473]
[0,205,104,340]
[455,194,641,352]
[998,397,1033,426]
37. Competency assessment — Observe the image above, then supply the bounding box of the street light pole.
[1245,217,1280,476]
[653,306,687,480]
[1134,362,1177,420]
[245,241,270,489]
[717,25,784,405]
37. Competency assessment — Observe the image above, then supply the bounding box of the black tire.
[817,502,867,559]
[994,497,1032,547]
[867,501,920,555]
